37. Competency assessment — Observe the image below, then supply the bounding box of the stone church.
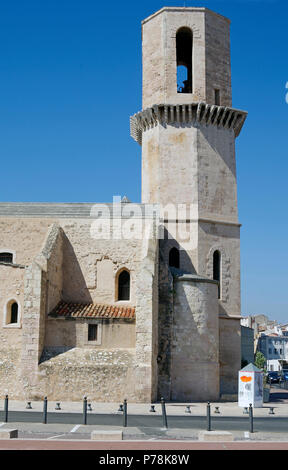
[0,7,247,402]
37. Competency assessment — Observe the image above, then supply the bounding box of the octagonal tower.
[131,7,247,400]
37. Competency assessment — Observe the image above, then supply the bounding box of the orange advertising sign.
[240,376,252,383]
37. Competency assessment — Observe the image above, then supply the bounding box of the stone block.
[91,430,123,441]
[0,429,18,439]
[198,431,234,442]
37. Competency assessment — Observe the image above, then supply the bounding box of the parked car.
[282,370,288,381]
[267,371,280,384]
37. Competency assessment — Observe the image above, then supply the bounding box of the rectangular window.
[214,89,221,106]
[0,253,13,263]
[88,324,98,342]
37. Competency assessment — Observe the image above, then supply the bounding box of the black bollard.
[249,403,254,433]
[207,402,211,431]
[150,405,156,413]
[83,396,88,425]
[161,397,168,429]
[4,395,8,423]
[123,399,128,427]
[26,402,32,410]
[43,397,48,424]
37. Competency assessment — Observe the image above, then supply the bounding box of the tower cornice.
[141,7,230,26]
[130,102,247,145]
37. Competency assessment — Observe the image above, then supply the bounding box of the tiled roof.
[49,301,135,320]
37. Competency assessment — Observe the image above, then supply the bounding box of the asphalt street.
[1,411,288,434]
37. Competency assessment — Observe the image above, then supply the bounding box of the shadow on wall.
[61,232,93,304]
[39,344,75,363]
[41,232,94,363]
[157,229,198,400]
[159,227,196,275]
[198,126,236,177]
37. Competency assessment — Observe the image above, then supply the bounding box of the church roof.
[49,301,135,320]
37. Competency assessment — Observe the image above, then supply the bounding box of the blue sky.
[0,0,287,322]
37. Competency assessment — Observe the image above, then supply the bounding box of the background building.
[242,315,288,372]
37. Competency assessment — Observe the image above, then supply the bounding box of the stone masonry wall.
[0,213,158,402]
[21,223,63,399]
[171,276,220,401]
[0,264,25,398]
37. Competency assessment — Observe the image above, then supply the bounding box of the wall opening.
[11,302,18,324]
[214,89,221,106]
[176,27,193,94]
[0,252,13,263]
[5,300,20,325]
[169,247,180,269]
[213,250,221,299]
[88,324,98,342]
[117,270,130,301]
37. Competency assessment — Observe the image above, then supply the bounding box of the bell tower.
[141,7,232,109]
[130,7,248,400]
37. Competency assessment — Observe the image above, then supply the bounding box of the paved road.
[1,411,288,434]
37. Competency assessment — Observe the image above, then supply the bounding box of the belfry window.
[169,247,180,269]
[213,250,221,299]
[0,252,13,263]
[118,270,130,301]
[176,27,193,94]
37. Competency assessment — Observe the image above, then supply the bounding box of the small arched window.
[5,300,20,325]
[0,252,13,263]
[176,27,193,94]
[169,247,180,269]
[213,250,221,299]
[10,302,18,324]
[118,270,130,301]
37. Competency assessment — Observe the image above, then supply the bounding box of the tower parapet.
[131,102,247,146]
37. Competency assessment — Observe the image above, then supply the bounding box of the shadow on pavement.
[269,385,288,403]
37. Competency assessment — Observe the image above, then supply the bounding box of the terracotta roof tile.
[49,301,135,320]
